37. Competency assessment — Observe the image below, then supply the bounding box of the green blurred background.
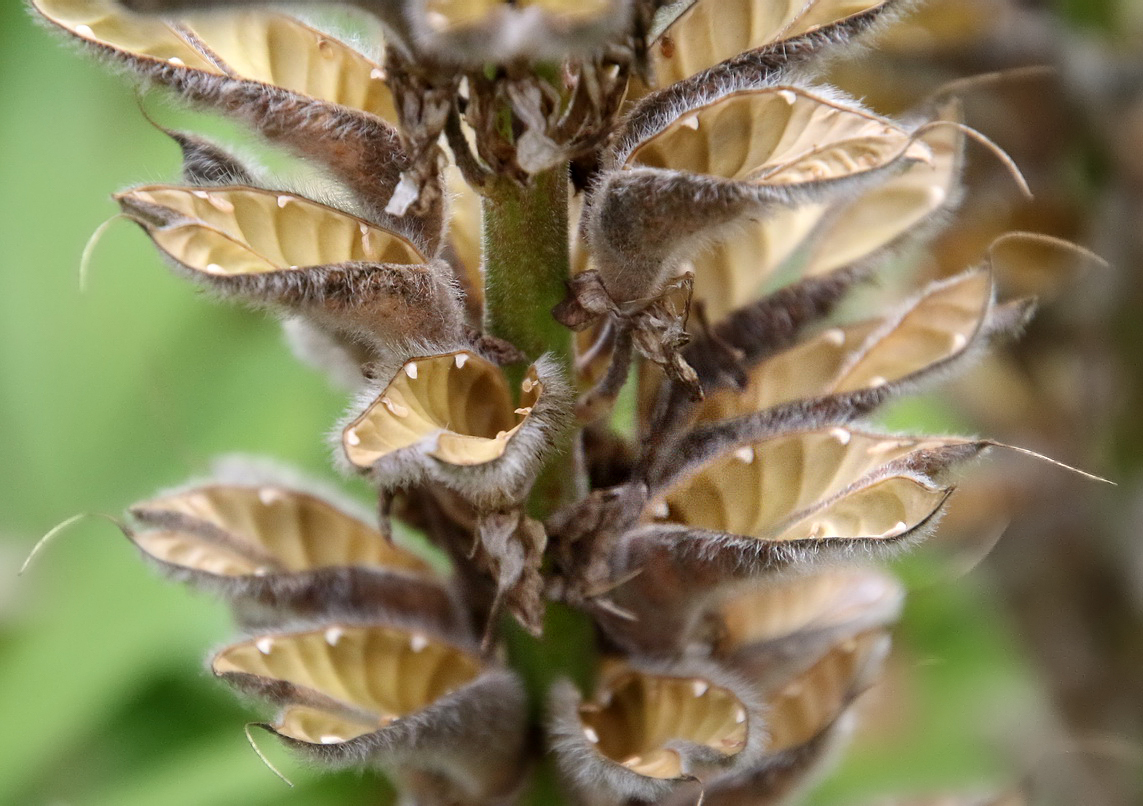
[2,1,1141,804]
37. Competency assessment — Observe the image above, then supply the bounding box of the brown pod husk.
[671,629,894,806]
[640,0,908,98]
[683,103,965,324]
[128,481,464,632]
[166,129,257,187]
[703,567,904,691]
[114,184,464,351]
[664,267,1030,479]
[590,85,935,307]
[211,622,528,801]
[594,432,983,653]
[31,0,433,236]
[340,348,574,509]
[548,657,766,805]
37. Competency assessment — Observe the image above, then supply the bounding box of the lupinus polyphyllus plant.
[33,0,1083,803]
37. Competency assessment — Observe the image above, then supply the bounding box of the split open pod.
[115,184,463,350]
[706,568,904,692]
[549,659,765,804]
[684,105,965,323]
[677,267,1028,457]
[589,85,935,306]
[341,349,572,506]
[32,0,413,219]
[641,0,904,95]
[671,629,893,806]
[128,480,461,631]
[211,623,527,801]
[596,427,983,653]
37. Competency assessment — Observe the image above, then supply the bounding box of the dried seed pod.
[651,428,979,543]
[594,431,976,653]
[212,623,527,800]
[988,231,1109,302]
[443,162,485,313]
[686,100,964,323]
[634,105,966,432]
[32,0,421,229]
[707,568,904,691]
[760,628,890,751]
[129,483,462,631]
[114,184,463,350]
[549,659,765,805]
[682,630,893,806]
[590,86,933,305]
[647,0,903,91]
[475,510,547,637]
[341,350,573,508]
[280,316,377,390]
[793,104,965,278]
[687,267,1024,448]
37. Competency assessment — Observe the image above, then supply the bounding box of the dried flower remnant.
[29,0,1105,803]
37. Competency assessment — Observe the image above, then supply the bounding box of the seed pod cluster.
[34,0,1082,802]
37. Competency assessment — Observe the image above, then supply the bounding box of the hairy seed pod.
[211,622,529,800]
[340,349,574,508]
[127,479,465,632]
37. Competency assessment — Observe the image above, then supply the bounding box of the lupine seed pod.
[650,429,980,538]
[443,162,485,314]
[704,568,905,691]
[114,184,464,351]
[634,105,966,436]
[591,433,977,654]
[668,267,1031,470]
[211,622,528,801]
[165,129,257,187]
[340,349,574,508]
[31,0,429,234]
[549,658,766,805]
[679,629,893,806]
[127,479,464,631]
[589,85,935,306]
[643,0,906,96]
[686,102,965,323]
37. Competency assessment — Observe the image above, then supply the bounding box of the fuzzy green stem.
[481,167,583,514]
[482,166,596,805]
[482,168,572,368]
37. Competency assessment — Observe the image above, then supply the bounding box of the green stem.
[481,167,583,514]
[481,166,596,805]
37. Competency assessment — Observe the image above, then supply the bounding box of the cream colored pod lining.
[651,428,958,543]
[578,666,749,779]
[213,624,480,744]
[626,87,931,187]
[33,0,398,121]
[650,0,894,89]
[344,351,545,468]
[130,485,432,578]
[114,186,426,276]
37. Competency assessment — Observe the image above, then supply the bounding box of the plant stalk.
[481,166,584,514]
[481,165,596,805]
